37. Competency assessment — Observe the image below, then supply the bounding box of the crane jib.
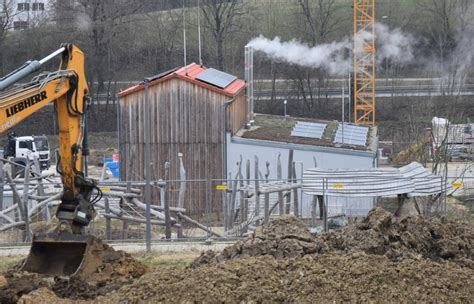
[6,91,48,117]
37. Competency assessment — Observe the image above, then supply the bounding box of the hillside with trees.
[0,0,473,151]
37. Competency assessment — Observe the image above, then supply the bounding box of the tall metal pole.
[342,86,345,144]
[348,73,352,123]
[250,46,254,121]
[116,96,121,180]
[144,80,152,253]
[197,0,202,66]
[183,0,187,69]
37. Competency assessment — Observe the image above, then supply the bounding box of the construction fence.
[1,174,472,244]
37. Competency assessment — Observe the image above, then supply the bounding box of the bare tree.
[417,0,474,95]
[297,0,343,44]
[0,0,15,39]
[417,0,458,63]
[0,0,20,73]
[278,0,345,118]
[201,0,245,70]
[54,0,145,91]
[145,8,183,71]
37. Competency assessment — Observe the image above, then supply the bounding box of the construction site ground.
[0,208,472,303]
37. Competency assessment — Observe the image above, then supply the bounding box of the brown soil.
[97,209,473,303]
[321,207,474,267]
[0,239,146,303]
[2,208,474,303]
[100,254,473,303]
[192,208,474,268]
[17,288,73,304]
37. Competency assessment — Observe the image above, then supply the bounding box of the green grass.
[137,252,200,269]
[0,256,23,273]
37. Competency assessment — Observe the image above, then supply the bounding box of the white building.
[2,0,53,30]
[226,114,379,218]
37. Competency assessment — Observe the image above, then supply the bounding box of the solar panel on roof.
[334,123,368,146]
[196,68,237,89]
[144,67,179,83]
[291,121,327,139]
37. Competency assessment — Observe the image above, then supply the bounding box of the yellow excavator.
[0,44,101,275]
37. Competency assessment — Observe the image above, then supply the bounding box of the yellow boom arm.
[0,44,97,233]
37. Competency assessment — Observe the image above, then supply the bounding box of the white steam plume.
[247,23,415,75]
[375,23,414,65]
[248,36,352,75]
[433,26,474,91]
[76,13,91,31]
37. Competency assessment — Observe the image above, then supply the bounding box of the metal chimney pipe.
[249,46,254,122]
[244,45,254,125]
[244,45,250,124]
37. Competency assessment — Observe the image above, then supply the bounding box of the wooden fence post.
[238,155,245,231]
[286,150,293,214]
[244,159,250,222]
[105,197,112,239]
[229,160,240,229]
[254,156,260,219]
[311,196,318,227]
[264,161,270,223]
[277,153,283,215]
[163,162,171,239]
[292,162,299,218]
[178,153,186,209]
[21,161,31,241]
[122,182,131,239]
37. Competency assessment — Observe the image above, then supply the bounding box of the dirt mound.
[321,208,474,267]
[3,209,473,302]
[101,209,474,302]
[17,288,73,304]
[102,254,474,303]
[51,243,146,300]
[0,272,49,304]
[0,240,147,303]
[193,208,474,268]
[192,216,317,267]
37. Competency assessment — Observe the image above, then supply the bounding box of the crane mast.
[353,0,376,125]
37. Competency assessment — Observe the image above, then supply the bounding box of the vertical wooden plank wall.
[227,94,247,134]
[119,78,246,215]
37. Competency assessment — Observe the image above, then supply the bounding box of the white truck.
[3,134,51,171]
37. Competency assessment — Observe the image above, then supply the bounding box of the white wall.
[6,0,53,29]
[226,134,377,218]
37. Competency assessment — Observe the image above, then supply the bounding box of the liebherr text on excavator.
[0,44,102,275]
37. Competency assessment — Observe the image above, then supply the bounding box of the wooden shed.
[117,63,247,214]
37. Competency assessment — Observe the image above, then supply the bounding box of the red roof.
[117,63,246,98]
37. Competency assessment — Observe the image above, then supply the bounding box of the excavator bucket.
[20,232,103,276]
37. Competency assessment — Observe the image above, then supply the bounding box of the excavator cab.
[0,44,100,276]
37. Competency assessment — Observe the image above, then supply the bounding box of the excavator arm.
[0,44,100,275]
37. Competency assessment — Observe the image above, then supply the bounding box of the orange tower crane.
[353,0,376,125]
